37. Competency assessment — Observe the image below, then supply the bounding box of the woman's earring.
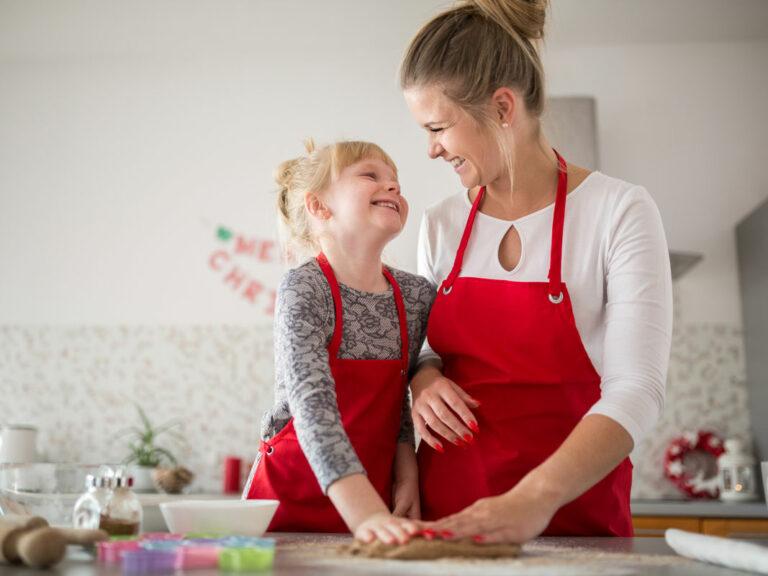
[501,122,509,128]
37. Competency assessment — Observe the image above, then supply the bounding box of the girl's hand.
[410,362,480,451]
[354,512,423,544]
[429,487,558,544]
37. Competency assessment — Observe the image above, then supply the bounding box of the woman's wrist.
[512,466,569,514]
[410,359,443,396]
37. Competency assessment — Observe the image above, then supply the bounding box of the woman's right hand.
[410,361,480,452]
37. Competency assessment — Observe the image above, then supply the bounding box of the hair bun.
[468,0,548,41]
[273,158,299,189]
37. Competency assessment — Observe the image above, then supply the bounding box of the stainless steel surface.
[1,534,765,575]
[632,498,768,518]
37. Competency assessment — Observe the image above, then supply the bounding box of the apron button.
[266,446,274,455]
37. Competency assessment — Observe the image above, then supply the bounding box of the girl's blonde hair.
[275,139,397,257]
[401,0,549,123]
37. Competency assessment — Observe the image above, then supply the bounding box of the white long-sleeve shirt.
[417,171,673,445]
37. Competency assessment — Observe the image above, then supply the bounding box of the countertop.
[3,533,766,576]
[632,498,768,518]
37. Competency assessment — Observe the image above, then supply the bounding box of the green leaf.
[217,226,233,241]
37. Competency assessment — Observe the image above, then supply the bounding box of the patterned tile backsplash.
[0,320,753,499]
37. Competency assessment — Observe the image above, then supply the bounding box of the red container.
[223,456,242,494]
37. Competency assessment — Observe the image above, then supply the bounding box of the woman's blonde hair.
[275,139,397,257]
[401,0,549,123]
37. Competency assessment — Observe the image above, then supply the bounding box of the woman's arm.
[412,214,481,448]
[410,360,480,450]
[430,414,632,542]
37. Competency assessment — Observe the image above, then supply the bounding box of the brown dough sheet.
[343,537,522,560]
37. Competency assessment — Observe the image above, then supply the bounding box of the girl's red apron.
[419,152,633,536]
[246,253,409,532]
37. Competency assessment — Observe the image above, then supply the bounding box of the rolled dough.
[342,537,522,560]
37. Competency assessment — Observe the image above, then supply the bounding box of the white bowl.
[159,499,279,537]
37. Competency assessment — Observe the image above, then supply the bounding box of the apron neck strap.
[316,252,409,365]
[316,252,344,357]
[441,150,568,300]
[383,268,410,374]
[441,186,485,294]
[548,150,568,301]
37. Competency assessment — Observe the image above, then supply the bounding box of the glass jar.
[100,476,143,536]
[72,474,112,530]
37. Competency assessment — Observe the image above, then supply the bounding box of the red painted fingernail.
[422,529,437,540]
[455,438,466,447]
[473,534,485,542]
[434,443,445,453]
[463,434,474,445]
[440,530,454,538]
[469,421,480,433]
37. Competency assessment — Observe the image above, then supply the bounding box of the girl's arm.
[327,472,421,543]
[391,442,420,519]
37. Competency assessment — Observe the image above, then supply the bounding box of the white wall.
[1,1,767,327]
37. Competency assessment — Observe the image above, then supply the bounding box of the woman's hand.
[429,485,558,544]
[354,512,423,544]
[430,415,635,543]
[391,443,421,519]
[410,360,481,451]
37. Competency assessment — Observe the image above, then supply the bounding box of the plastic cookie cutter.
[174,545,222,570]
[219,547,275,572]
[96,540,141,563]
[122,549,175,575]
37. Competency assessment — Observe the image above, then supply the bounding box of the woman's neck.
[319,239,389,293]
[478,133,560,221]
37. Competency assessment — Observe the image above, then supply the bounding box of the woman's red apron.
[245,253,409,532]
[419,152,633,536]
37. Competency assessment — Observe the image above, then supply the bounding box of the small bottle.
[73,474,112,530]
[100,476,143,536]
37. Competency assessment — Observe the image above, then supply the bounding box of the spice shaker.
[73,474,112,530]
[100,476,143,536]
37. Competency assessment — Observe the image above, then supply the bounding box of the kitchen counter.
[3,533,765,576]
[632,499,768,518]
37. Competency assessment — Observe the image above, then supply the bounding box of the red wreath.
[664,430,725,499]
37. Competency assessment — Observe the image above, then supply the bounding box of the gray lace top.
[259,258,435,493]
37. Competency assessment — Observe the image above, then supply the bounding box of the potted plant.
[114,404,184,493]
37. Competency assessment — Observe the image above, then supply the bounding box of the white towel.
[665,528,768,574]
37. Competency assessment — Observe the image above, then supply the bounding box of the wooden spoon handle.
[54,528,110,545]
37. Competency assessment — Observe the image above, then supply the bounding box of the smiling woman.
[399,0,672,543]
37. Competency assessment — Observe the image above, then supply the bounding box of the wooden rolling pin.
[0,515,109,568]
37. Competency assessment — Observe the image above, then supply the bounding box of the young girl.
[243,140,435,544]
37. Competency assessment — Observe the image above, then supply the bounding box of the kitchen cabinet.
[632,499,768,538]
